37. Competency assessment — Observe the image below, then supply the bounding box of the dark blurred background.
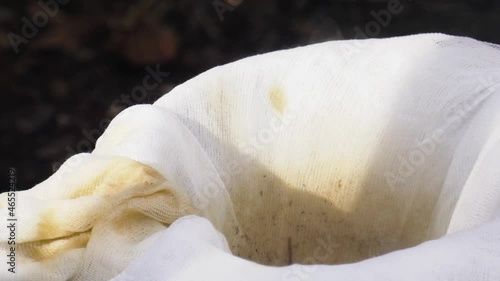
[1,0,499,192]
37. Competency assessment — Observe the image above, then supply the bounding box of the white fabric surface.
[1,33,500,280]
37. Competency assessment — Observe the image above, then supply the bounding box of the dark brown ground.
[1,0,499,192]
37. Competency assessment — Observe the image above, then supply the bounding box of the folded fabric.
[1,33,499,281]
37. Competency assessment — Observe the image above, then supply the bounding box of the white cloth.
[1,33,500,280]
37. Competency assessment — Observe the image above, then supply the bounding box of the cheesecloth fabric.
[1,33,500,281]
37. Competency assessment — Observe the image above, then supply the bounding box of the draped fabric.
[1,33,500,280]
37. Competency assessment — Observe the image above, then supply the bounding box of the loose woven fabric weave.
[1,33,500,281]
